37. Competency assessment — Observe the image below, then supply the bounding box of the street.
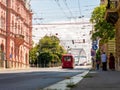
[0,66,90,90]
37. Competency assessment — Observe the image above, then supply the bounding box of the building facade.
[0,0,32,69]
[100,0,107,5]
[105,0,120,70]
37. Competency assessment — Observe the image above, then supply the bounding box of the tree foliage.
[38,35,65,54]
[38,52,53,67]
[29,46,38,64]
[90,5,115,43]
[96,49,101,60]
[29,35,66,67]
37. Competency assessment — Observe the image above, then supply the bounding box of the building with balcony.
[0,0,32,69]
[105,0,120,70]
[100,0,108,5]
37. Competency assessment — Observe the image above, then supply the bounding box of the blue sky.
[30,0,100,24]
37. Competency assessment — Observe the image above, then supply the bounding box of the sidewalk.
[44,70,89,90]
[44,66,91,90]
[0,67,61,73]
[71,69,120,90]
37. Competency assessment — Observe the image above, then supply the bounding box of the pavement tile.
[71,70,120,90]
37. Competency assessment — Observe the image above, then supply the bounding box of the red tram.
[62,54,74,69]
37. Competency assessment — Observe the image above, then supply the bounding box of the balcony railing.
[15,34,24,47]
[106,0,119,9]
[105,0,119,25]
[15,34,24,39]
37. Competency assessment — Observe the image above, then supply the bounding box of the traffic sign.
[92,40,98,45]
[92,45,98,50]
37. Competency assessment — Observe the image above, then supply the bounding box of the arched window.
[25,53,28,64]
[12,20,14,32]
[10,46,13,59]
[1,43,4,52]
[1,16,5,30]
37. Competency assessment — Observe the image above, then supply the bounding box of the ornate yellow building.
[105,0,120,70]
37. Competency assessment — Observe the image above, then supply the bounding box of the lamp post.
[36,52,39,67]
[67,46,71,54]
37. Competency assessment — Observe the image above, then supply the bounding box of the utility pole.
[5,0,9,68]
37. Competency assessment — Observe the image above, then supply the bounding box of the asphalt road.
[0,66,89,90]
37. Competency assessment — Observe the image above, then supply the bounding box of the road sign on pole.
[92,45,98,50]
[92,40,98,50]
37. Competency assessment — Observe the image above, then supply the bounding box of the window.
[64,56,71,61]
[0,16,5,30]
[1,43,4,52]
[0,17,1,29]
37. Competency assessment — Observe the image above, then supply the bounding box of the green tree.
[38,51,53,67]
[96,49,101,61]
[90,5,115,43]
[31,35,66,67]
[38,35,65,54]
[29,45,38,65]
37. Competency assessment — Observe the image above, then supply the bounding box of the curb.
[44,70,89,90]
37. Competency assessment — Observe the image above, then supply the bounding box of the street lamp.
[67,46,71,54]
[36,52,39,67]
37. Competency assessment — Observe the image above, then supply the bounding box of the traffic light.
[83,39,85,43]
[72,40,74,44]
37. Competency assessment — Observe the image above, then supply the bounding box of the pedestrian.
[101,52,107,71]
[96,59,100,70]
[91,57,95,70]
[109,53,115,70]
[96,49,101,70]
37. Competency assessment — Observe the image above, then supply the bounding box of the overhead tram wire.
[78,0,83,18]
[31,0,85,24]
[63,0,74,19]
[31,0,94,25]
[54,0,70,20]
[32,10,44,25]
[33,21,91,26]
